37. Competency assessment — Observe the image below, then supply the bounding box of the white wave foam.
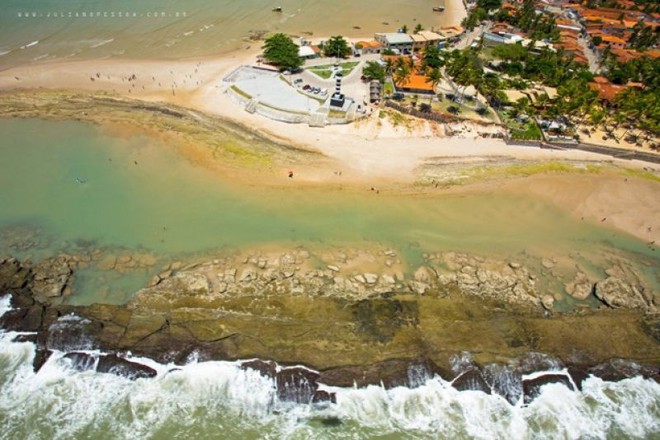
[90,39,114,49]
[0,336,657,439]
[20,40,39,50]
[0,50,11,57]
[0,295,12,318]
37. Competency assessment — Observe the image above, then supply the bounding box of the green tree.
[401,24,409,34]
[262,33,303,71]
[362,61,386,83]
[414,23,424,34]
[425,67,443,103]
[422,45,445,69]
[324,35,352,58]
[394,58,412,88]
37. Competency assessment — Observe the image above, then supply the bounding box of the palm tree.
[394,62,412,90]
[384,58,395,76]
[414,23,424,34]
[425,67,443,105]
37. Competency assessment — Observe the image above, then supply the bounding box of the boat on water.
[432,6,445,11]
[272,6,282,12]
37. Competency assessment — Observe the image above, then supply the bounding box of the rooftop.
[375,33,414,45]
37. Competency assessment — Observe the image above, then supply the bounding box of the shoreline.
[0,89,658,244]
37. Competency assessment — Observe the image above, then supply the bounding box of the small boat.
[272,6,282,12]
[432,6,445,11]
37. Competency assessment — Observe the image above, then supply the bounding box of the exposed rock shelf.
[1,251,658,393]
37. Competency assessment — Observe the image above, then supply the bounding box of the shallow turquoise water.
[0,118,657,304]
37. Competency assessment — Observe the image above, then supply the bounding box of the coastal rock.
[588,359,660,383]
[0,258,31,290]
[483,364,523,405]
[451,367,492,394]
[276,367,320,403]
[96,354,157,380]
[522,373,574,405]
[62,352,97,372]
[565,272,593,301]
[311,390,337,404]
[541,295,554,311]
[241,359,277,378]
[414,266,436,284]
[364,273,379,284]
[239,268,257,283]
[29,257,73,300]
[171,272,209,293]
[319,358,441,389]
[594,277,649,310]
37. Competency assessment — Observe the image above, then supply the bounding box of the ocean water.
[0,118,657,305]
[0,0,459,68]
[0,298,659,439]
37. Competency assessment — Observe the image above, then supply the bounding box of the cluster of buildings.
[480,0,658,66]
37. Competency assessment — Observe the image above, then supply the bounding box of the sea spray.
[1,299,659,439]
[0,335,659,439]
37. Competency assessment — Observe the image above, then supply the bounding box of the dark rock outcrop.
[96,354,157,380]
[522,373,575,405]
[451,367,492,394]
[276,367,320,403]
[241,359,277,378]
[319,358,441,389]
[62,352,97,372]
[311,390,337,404]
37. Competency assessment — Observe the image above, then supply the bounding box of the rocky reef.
[0,249,658,404]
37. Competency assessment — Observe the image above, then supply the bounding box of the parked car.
[302,84,311,91]
[294,78,303,84]
[312,87,320,94]
[391,92,405,101]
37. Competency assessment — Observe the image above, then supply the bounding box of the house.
[600,34,627,49]
[609,48,644,63]
[414,31,446,51]
[556,18,582,33]
[298,45,321,59]
[410,31,447,52]
[483,31,524,47]
[374,33,414,53]
[355,40,383,55]
[438,25,464,41]
[394,72,435,94]
[588,76,641,104]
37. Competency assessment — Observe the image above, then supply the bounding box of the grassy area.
[396,95,498,122]
[500,161,601,176]
[418,160,606,188]
[624,167,660,183]
[308,69,333,79]
[501,111,542,140]
[307,61,360,79]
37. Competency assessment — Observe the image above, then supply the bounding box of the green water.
[0,118,657,304]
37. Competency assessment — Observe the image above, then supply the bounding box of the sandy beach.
[0,17,658,244]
